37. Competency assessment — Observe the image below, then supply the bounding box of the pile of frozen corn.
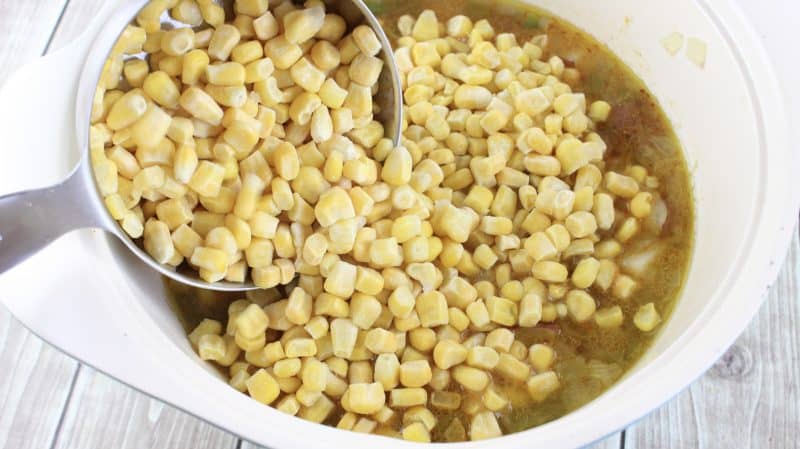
[90,0,666,442]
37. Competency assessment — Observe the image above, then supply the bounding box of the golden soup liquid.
[167,0,693,439]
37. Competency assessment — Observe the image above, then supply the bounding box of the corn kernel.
[246,369,280,405]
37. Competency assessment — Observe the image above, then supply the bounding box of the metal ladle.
[0,0,403,292]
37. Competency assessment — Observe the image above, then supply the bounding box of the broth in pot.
[120,0,694,442]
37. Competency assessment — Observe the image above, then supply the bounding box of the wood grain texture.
[0,313,78,449]
[52,367,238,449]
[0,1,69,83]
[0,3,78,449]
[625,230,800,448]
[239,431,623,447]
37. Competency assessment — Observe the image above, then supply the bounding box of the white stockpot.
[0,1,796,448]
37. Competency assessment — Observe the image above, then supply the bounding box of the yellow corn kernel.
[308,41,339,73]
[169,223,202,258]
[590,306,624,329]
[370,352,400,391]
[206,62,246,86]
[590,192,615,231]
[159,28,194,58]
[283,6,325,44]
[565,290,596,323]
[480,216,513,236]
[451,365,489,392]
[318,79,348,109]
[115,25,147,55]
[481,386,508,412]
[177,51,207,86]
[347,24,380,56]
[298,392,335,423]
[314,186,355,227]
[486,296,518,327]
[288,57,326,93]
[330,318,358,358]
[633,302,662,332]
[343,382,386,415]
[491,352,529,384]
[300,232,327,266]
[103,147,137,183]
[630,191,653,218]
[143,219,176,264]
[479,329,509,353]
[129,104,171,150]
[612,274,638,300]
[246,212,278,241]
[246,369,280,405]
[313,293,348,318]
[404,328,432,353]
[284,338,317,358]
[568,256,598,289]
[269,141,299,181]
[390,388,428,408]
[366,236,401,268]
[105,90,148,131]
[605,171,640,198]
[349,53,384,88]
[273,395,299,416]
[350,293,381,330]
[565,210,598,239]
[232,13,257,38]
[170,0,203,26]
[321,258,357,296]
[379,284,414,319]
[186,160,224,197]
[206,24,241,61]
[402,422,431,443]
[343,82,372,117]
[228,174,263,220]
[300,358,328,393]
[197,333,227,361]
[190,246,228,273]
[526,371,560,402]
[362,328,396,354]
[415,291,448,328]
[283,287,312,325]
[472,244,498,270]
[429,340,465,370]
[180,87,224,125]
[387,215,421,244]
[253,76,285,107]
[588,100,612,122]
[122,58,148,88]
[399,359,433,388]
[188,319,223,349]
[615,216,640,243]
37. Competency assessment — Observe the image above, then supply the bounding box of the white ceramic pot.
[0,1,796,448]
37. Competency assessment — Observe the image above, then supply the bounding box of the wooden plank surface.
[240,430,622,447]
[0,1,69,74]
[0,3,78,449]
[52,367,238,449]
[625,231,800,448]
[0,314,78,449]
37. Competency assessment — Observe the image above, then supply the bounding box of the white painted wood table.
[0,1,797,448]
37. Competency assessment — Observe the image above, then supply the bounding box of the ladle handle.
[0,169,101,274]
